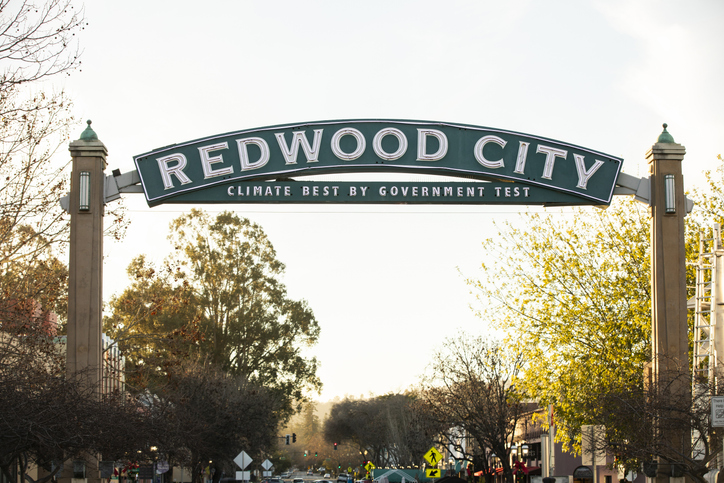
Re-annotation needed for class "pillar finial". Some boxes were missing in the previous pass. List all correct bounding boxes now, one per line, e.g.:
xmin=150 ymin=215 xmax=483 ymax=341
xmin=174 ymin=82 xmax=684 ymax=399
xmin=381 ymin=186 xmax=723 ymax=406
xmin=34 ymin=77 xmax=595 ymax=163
xmin=657 ymin=123 xmax=675 ymax=144
xmin=79 ymin=120 xmax=98 ymax=141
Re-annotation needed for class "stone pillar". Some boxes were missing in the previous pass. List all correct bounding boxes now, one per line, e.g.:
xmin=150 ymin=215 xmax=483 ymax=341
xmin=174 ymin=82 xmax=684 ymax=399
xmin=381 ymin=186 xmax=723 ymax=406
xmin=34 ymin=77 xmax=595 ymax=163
xmin=66 ymin=120 xmax=106 ymax=386
xmin=647 ymin=124 xmax=689 ymax=483
xmin=649 ymin=124 xmax=687 ymax=377
xmin=63 ymin=120 xmax=106 ymax=483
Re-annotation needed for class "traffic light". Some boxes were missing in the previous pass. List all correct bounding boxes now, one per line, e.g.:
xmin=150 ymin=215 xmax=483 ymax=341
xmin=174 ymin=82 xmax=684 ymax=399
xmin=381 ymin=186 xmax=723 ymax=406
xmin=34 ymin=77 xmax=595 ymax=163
xmin=315 ymin=452 xmax=318 ymax=457
xmin=293 ymin=433 xmax=297 ymax=443
xmin=334 ymin=443 xmax=337 ymax=451
xmin=338 ymin=465 xmax=341 ymax=470
xmin=285 ymin=434 xmax=290 ymax=445
xmin=304 ymin=451 xmax=307 ymax=457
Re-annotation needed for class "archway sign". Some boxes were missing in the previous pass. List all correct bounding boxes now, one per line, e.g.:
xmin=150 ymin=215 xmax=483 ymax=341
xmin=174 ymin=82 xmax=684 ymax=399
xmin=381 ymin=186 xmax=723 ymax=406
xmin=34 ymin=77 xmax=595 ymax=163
xmin=131 ymin=119 xmax=624 ymax=207
xmin=66 ymin=121 xmax=688 ymax=483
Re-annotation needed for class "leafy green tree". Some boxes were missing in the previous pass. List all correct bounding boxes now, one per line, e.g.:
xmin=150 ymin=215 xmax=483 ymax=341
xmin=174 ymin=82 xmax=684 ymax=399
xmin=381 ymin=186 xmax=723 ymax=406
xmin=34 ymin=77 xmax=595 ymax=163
xmin=103 ymin=255 xmax=201 ymax=390
xmin=467 ymin=198 xmax=651 ymax=452
xmin=105 ymin=209 xmax=322 ymax=417
xmin=465 ymin=155 xmax=724 ymax=475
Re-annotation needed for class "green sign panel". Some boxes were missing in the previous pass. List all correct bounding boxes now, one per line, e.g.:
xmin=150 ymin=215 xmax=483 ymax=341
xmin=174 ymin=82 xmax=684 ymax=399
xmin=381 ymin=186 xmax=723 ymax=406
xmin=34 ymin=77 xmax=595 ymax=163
xmin=133 ymin=120 xmax=623 ymax=206
xmin=165 ymin=180 xmax=591 ymax=205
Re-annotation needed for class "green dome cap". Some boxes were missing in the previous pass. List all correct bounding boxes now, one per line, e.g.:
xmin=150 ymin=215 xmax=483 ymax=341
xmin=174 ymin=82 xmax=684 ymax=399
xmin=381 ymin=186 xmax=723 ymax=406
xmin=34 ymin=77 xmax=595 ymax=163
xmin=79 ymin=120 xmax=98 ymax=141
xmin=657 ymin=123 xmax=675 ymax=144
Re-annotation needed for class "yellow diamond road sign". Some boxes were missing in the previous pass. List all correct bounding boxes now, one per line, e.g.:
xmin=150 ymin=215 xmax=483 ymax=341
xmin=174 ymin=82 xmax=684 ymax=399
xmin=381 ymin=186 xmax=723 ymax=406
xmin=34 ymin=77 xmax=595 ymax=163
xmin=424 ymin=447 xmax=443 ymax=467
xmin=426 ymin=468 xmax=441 ymax=478
xmin=365 ymin=462 xmax=376 ymax=472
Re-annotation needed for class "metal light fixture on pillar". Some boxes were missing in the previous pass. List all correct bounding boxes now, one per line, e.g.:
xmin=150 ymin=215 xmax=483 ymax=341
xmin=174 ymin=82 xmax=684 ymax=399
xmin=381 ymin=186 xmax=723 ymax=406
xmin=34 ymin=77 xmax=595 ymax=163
xmin=664 ymin=174 xmax=676 ymax=213
xmin=79 ymin=171 xmax=91 ymax=211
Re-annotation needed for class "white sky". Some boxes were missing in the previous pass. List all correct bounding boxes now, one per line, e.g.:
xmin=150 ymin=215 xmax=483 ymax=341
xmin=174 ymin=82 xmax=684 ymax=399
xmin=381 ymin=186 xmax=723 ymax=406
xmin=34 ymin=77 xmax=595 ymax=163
xmin=56 ymin=0 xmax=724 ymax=401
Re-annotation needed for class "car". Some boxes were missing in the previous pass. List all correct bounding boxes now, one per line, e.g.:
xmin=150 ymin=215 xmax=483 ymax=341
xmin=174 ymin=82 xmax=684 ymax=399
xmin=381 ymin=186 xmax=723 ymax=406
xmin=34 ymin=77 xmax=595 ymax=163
xmin=294 ymin=479 xmax=304 ymax=483
xmin=324 ymin=474 xmax=331 ymax=478
xmin=307 ymin=471 xmax=314 ymax=476
xmin=337 ymin=474 xmax=348 ymax=482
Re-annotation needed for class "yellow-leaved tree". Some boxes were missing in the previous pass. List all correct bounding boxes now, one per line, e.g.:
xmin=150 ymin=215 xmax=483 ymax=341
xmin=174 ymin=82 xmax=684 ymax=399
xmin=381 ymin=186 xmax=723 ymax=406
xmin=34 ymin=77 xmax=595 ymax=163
xmin=468 ymin=198 xmax=651 ymax=452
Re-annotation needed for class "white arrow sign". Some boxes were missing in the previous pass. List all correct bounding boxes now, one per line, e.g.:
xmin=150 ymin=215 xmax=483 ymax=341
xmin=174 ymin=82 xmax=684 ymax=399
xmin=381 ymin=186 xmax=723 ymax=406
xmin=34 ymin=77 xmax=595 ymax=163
xmin=234 ymin=451 xmax=252 ymax=470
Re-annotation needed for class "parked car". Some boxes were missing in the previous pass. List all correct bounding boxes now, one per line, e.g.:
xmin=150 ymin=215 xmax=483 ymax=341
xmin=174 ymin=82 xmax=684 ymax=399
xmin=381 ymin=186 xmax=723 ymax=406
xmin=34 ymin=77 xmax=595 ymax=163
xmin=294 ymin=479 xmax=304 ymax=483
xmin=337 ymin=474 xmax=348 ymax=482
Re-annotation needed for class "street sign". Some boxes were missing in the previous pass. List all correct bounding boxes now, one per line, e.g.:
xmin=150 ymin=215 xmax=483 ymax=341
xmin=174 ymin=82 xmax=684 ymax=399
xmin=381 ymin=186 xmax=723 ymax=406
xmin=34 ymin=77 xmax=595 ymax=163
xmin=138 ymin=465 xmax=154 ymax=479
xmin=262 ymin=460 xmax=273 ymax=471
xmin=134 ymin=119 xmax=623 ymax=207
xmin=713 ymin=396 xmax=724 ymax=427
xmin=365 ymin=462 xmax=376 ymax=472
xmin=236 ymin=471 xmax=251 ymax=481
xmin=426 ymin=468 xmax=441 ymax=478
xmin=99 ymin=461 xmax=115 ymax=479
xmin=581 ymin=425 xmax=606 ymax=465
xmin=424 ymin=447 xmax=443 ymax=467
xmin=234 ymin=451 xmax=252 ymax=470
